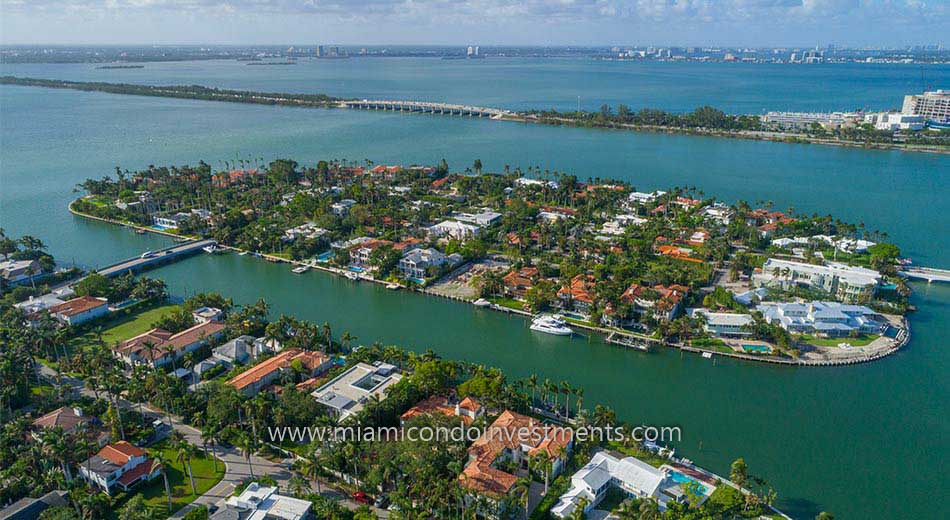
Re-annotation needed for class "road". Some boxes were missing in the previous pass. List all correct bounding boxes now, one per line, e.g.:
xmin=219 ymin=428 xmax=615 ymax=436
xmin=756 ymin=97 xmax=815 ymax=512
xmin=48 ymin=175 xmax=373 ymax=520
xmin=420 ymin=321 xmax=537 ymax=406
xmin=36 ymin=364 xmax=388 ymax=518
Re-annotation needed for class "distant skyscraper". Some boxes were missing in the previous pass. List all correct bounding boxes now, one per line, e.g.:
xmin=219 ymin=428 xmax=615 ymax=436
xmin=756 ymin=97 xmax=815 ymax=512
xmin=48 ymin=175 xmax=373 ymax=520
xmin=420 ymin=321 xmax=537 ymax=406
xmin=467 ymin=46 xmax=473 ymax=56
xmin=474 ymin=46 xmax=479 ymax=56
xmin=316 ymin=45 xmax=323 ymax=57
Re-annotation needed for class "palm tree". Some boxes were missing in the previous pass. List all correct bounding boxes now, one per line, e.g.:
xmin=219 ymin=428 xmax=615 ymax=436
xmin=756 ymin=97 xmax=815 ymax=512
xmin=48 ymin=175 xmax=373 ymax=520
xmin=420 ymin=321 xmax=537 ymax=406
xmin=237 ymin=433 xmax=258 ymax=478
xmin=300 ymin=457 xmax=323 ymax=495
xmin=512 ymin=477 xmax=531 ymax=519
xmin=639 ymin=497 xmax=660 ymax=520
xmin=200 ymin=424 xmax=220 ymax=473
xmin=176 ymin=441 xmax=198 ymax=495
xmin=151 ymin=454 xmax=174 ymax=513
xmin=288 ymin=474 xmax=308 ymax=497
xmin=322 ymin=322 xmax=332 ymax=351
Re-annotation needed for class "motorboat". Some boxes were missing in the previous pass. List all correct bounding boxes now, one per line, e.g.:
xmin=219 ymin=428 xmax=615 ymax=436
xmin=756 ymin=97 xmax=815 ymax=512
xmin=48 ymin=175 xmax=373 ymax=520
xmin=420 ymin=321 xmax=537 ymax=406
xmin=345 ymin=271 xmax=360 ymax=281
xmin=386 ymin=283 xmax=401 ymax=290
xmin=202 ymin=244 xmax=224 ymax=254
xmin=473 ymin=298 xmax=491 ymax=307
xmin=292 ymin=265 xmax=309 ymax=274
xmin=529 ymin=314 xmax=573 ymax=336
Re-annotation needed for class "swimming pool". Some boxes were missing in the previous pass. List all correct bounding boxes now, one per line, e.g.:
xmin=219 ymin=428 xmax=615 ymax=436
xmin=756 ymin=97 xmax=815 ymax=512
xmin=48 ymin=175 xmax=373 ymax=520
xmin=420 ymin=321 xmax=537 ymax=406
xmin=347 ymin=266 xmax=364 ymax=273
xmin=669 ymin=470 xmax=709 ymax=494
xmin=315 ymin=251 xmax=334 ymax=262
xmin=742 ymin=344 xmax=770 ymax=353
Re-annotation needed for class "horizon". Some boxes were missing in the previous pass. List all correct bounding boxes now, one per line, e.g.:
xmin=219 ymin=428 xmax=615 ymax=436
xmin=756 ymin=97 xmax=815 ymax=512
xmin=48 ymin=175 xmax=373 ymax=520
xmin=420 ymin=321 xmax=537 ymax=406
xmin=1 ymin=1 xmax=947 ymax=48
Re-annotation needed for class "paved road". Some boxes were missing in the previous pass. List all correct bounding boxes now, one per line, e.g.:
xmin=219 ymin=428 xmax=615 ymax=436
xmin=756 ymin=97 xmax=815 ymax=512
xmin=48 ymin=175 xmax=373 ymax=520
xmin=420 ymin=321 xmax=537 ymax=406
xmin=36 ymin=364 xmax=388 ymax=518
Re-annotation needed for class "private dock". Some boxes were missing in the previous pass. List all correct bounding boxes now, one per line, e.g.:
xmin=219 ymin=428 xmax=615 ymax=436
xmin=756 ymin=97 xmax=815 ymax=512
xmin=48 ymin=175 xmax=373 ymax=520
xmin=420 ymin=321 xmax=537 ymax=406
xmin=605 ymin=331 xmax=656 ymax=351
xmin=95 ymin=239 xmax=217 ymax=278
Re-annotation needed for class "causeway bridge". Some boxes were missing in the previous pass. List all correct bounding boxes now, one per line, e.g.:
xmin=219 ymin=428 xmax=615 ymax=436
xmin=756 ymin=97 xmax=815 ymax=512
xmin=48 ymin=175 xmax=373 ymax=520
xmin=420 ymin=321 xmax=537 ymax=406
xmin=899 ymin=266 xmax=950 ymax=283
xmin=95 ymin=239 xmax=216 ymax=278
xmin=342 ymin=99 xmax=513 ymax=119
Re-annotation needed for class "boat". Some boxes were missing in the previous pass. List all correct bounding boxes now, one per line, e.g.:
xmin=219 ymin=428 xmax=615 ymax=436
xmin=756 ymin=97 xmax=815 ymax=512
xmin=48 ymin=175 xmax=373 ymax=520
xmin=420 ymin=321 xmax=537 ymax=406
xmin=238 ymin=251 xmax=248 ymax=256
xmin=202 ymin=244 xmax=224 ymax=254
xmin=345 ymin=271 xmax=360 ymax=281
xmin=473 ymin=298 xmax=491 ymax=307
xmin=702 ymin=352 xmax=713 ymax=359
xmin=386 ymin=283 xmax=401 ymax=290
xmin=529 ymin=314 xmax=573 ymax=336
xmin=292 ymin=265 xmax=309 ymax=274
xmin=140 ymin=251 xmax=155 ymax=259
xmin=134 ymin=229 xmax=146 ymax=235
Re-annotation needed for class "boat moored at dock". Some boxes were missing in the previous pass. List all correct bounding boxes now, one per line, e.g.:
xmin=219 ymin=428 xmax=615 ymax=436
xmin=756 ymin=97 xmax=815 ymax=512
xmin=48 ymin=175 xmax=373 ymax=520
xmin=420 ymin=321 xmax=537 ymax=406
xmin=530 ymin=314 xmax=573 ymax=336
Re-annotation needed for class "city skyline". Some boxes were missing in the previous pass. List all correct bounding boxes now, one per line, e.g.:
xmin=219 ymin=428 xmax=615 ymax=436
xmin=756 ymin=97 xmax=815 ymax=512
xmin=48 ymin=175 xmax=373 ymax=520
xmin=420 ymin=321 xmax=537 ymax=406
xmin=1 ymin=0 xmax=948 ymax=47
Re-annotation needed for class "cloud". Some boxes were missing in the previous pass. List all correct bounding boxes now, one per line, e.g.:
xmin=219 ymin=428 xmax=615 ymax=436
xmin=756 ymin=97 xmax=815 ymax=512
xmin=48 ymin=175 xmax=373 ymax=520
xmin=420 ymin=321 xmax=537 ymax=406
xmin=1 ymin=0 xmax=946 ymax=45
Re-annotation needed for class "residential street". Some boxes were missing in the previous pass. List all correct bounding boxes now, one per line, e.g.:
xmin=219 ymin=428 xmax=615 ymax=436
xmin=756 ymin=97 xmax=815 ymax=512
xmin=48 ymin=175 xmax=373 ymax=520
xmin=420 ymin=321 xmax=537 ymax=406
xmin=35 ymin=363 xmax=388 ymax=518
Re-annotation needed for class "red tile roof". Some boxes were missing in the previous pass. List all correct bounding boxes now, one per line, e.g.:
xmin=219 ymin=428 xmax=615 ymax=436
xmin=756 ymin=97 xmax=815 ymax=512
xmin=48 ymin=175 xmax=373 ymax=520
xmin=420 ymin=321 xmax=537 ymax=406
xmin=227 ymin=348 xmax=329 ymax=391
xmin=98 ymin=441 xmax=145 ymax=466
xmin=460 ymin=410 xmax=572 ymax=497
xmin=49 ymin=296 xmax=107 ymax=317
xmin=558 ymin=274 xmax=596 ymax=304
xmin=117 ymin=458 xmax=159 ymax=486
xmin=32 ymin=407 xmax=94 ymax=433
xmin=114 ymin=321 xmax=225 ymax=363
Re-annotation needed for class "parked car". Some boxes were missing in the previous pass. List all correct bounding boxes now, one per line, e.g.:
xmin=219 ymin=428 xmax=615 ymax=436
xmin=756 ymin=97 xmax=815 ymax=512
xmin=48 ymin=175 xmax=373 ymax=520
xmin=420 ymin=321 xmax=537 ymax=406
xmin=373 ymin=493 xmax=389 ymax=508
xmin=351 ymin=491 xmax=372 ymax=504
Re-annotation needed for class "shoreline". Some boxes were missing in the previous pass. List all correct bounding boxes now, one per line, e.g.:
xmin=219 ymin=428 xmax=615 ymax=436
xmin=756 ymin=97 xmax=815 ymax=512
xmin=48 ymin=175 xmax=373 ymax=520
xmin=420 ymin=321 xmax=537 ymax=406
xmin=5 ymin=75 xmax=947 ymax=155
xmin=68 ymin=198 xmax=912 ymax=368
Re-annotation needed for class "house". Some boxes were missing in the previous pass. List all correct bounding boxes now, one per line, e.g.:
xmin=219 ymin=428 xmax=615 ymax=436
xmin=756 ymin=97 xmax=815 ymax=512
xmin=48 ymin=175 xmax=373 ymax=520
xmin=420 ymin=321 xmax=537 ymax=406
xmin=153 ymin=212 xmax=192 ymax=229
xmin=14 ymin=289 xmax=73 ymax=323
xmin=78 ymin=441 xmax=161 ymax=495
xmin=330 ymin=199 xmax=356 ymax=217
xmin=655 ymin=244 xmax=703 ymax=263
xmin=702 ymin=203 xmax=733 ymax=225
xmin=398 ymin=248 xmax=447 ymax=279
xmin=628 ymin=190 xmax=666 ymax=205
xmin=503 ymin=267 xmax=539 ymax=298
xmin=400 ymin=395 xmax=484 ymax=426
xmin=351 ymin=239 xmax=393 ymax=267
xmin=48 ymin=296 xmax=110 ymax=326
xmin=0 ymin=490 xmax=69 ymax=520
xmin=687 ymin=309 xmax=755 ymax=337
xmin=31 ymin=407 xmax=109 ymax=446
xmin=685 ymin=230 xmax=710 ymax=246
xmin=112 ymin=321 xmax=226 ymax=368
xmin=428 ymin=220 xmax=481 ymax=241
xmin=212 ymin=169 xmax=261 ymax=188
xmin=459 ymin=410 xmax=572 ymax=510
xmin=312 ymin=362 xmax=403 ymax=419
xmin=757 ymin=301 xmax=885 ymax=337
xmin=552 ymin=451 xmax=667 ymax=518
xmin=0 ymin=258 xmax=42 ymax=285
xmin=621 ymin=283 xmax=689 ymax=322
xmin=227 ymin=348 xmax=332 ymax=396
xmin=557 ymin=274 xmax=596 ymax=314
xmin=218 ymin=482 xmax=311 ymax=520
xmin=283 ymin=222 xmax=327 ymax=242
xmin=752 ymin=258 xmax=881 ymax=303
xmin=452 ymin=210 xmax=503 ymax=227
xmin=192 ymin=306 xmax=223 ymax=324
xmin=212 ymin=335 xmax=257 ymax=365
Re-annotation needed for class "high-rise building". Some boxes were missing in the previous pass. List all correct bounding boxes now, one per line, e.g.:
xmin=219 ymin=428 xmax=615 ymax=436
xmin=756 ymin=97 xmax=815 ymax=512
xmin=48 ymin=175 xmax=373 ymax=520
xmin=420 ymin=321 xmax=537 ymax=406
xmin=467 ymin=46 xmax=474 ymax=56
xmin=474 ymin=46 xmax=479 ymax=56
xmin=902 ymin=90 xmax=950 ymax=123
xmin=316 ymin=45 xmax=323 ymax=57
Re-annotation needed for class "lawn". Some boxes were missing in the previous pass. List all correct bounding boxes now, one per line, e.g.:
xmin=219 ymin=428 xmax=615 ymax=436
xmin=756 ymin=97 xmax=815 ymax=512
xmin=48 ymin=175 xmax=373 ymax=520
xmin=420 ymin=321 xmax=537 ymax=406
xmin=489 ymin=296 xmax=527 ymax=311
xmin=71 ymin=304 xmax=180 ymax=351
xmin=111 ymin=440 xmax=225 ymax=517
xmin=802 ymin=334 xmax=879 ymax=347
xmin=607 ymin=441 xmax=669 ymax=468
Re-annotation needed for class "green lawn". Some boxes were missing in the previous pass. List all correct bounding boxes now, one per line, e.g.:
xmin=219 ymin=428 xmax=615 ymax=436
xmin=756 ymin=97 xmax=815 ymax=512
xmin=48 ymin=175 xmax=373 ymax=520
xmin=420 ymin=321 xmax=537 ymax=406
xmin=111 ymin=441 xmax=225 ymax=517
xmin=71 ymin=304 xmax=180 ymax=350
xmin=489 ymin=296 xmax=527 ymax=311
xmin=607 ymin=441 xmax=669 ymax=468
xmin=802 ymin=334 xmax=879 ymax=347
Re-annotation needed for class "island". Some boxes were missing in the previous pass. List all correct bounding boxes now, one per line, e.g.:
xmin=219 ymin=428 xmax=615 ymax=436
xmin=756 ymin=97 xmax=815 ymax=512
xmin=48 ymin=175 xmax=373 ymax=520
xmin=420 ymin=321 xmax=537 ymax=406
xmin=4 ymin=76 xmax=948 ymax=153
xmin=67 ymin=158 xmax=912 ymax=366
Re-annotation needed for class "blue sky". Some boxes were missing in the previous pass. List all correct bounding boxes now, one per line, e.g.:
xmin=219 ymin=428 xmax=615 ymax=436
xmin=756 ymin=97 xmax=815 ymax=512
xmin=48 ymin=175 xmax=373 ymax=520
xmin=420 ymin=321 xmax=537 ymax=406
xmin=1 ymin=0 xmax=947 ymax=47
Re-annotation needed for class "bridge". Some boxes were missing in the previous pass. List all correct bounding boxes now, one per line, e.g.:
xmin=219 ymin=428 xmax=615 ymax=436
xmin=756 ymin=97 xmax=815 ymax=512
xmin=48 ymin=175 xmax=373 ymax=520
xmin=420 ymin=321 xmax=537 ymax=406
xmin=899 ymin=266 xmax=950 ymax=283
xmin=96 ymin=239 xmax=217 ymax=278
xmin=341 ymin=99 xmax=513 ymax=119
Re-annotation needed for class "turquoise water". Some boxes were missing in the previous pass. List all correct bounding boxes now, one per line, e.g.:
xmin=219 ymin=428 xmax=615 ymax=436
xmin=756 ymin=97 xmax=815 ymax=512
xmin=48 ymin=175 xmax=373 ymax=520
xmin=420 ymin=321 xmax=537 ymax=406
xmin=743 ymin=345 xmax=771 ymax=353
xmin=1 ymin=61 xmax=948 ymax=519
xmin=669 ymin=470 xmax=709 ymax=494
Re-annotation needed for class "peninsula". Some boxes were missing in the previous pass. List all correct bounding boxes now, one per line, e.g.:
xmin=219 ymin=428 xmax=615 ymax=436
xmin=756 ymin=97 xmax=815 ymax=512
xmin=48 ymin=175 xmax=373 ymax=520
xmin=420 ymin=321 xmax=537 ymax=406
xmin=3 ymin=76 xmax=947 ymax=154
xmin=68 ymin=158 xmax=912 ymax=366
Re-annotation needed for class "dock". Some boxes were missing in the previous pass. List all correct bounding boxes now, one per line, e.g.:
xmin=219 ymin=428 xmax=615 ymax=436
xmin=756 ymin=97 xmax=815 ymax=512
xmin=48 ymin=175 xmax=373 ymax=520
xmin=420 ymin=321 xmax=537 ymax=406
xmin=899 ymin=266 xmax=950 ymax=283
xmin=95 ymin=239 xmax=217 ymax=278
xmin=605 ymin=331 xmax=656 ymax=351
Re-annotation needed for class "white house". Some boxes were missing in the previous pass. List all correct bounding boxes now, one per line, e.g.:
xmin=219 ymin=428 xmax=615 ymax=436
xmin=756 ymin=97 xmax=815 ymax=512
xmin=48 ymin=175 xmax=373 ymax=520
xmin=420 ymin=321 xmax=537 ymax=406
xmin=757 ymin=301 xmax=885 ymax=337
xmin=753 ymin=258 xmax=881 ymax=303
xmin=398 ymin=248 xmax=446 ymax=279
xmin=688 ymin=309 xmax=755 ymax=337
xmin=552 ymin=451 xmax=667 ymax=518
xmin=223 ymin=482 xmax=312 ymax=520
xmin=331 ymin=199 xmax=357 ymax=217
xmin=79 ymin=442 xmax=161 ymax=496
xmin=48 ymin=296 xmax=110 ymax=326
xmin=312 ymin=362 xmax=403 ymax=419
xmin=628 ymin=190 xmax=666 ymax=205
xmin=153 ymin=212 xmax=192 ymax=229
xmin=428 ymin=220 xmax=481 ymax=241
xmin=0 ymin=258 xmax=42 ymax=285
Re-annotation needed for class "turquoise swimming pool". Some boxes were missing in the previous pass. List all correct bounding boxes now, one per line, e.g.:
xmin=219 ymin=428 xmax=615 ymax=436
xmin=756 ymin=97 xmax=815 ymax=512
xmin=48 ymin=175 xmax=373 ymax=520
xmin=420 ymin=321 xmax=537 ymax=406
xmin=742 ymin=344 xmax=770 ymax=353
xmin=669 ymin=470 xmax=709 ymax=494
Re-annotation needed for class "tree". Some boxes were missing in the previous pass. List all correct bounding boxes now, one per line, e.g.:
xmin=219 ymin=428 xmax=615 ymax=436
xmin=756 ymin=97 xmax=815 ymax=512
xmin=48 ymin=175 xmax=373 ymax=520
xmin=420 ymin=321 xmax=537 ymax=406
xmin=816 ymin=513 xmax=835 ymax=520
xmin=151 ymin=454 xmax=174 ymax=513
xmin=730 ymin=458 xmax=748 ymax=487
xmin=177 ymin=441 xmax=199 ymax=495
xmin=638 ymin=498 xmax=660 ymax=520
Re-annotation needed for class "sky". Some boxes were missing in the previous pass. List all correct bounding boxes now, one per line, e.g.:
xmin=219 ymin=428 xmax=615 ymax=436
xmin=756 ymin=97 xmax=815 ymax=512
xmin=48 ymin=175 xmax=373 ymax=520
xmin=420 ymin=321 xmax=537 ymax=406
xmin=0 ymin=0 xmax=947 ymax=48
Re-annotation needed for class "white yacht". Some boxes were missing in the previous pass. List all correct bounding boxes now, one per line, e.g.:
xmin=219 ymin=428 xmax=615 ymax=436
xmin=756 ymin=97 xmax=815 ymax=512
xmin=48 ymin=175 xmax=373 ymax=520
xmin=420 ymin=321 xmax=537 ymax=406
xmin=202 ymin=244 xmax=224 ymax=254
xmin=530 ymin=314 xmax=573 ymax=336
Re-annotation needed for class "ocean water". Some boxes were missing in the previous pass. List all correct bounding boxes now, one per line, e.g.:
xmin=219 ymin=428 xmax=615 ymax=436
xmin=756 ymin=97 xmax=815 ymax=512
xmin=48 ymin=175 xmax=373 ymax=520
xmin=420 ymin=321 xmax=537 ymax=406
xmin=1 ymin=59 xmax=948 ymax=519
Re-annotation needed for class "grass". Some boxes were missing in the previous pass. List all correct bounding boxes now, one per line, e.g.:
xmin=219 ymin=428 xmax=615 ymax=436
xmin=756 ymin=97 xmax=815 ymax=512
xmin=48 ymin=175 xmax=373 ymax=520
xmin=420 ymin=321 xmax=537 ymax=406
xmin=801 ymin=333 xmax=879 ymax=347
xmin=607 ymin=441 xmax=669 ymax=468
xmin=70 ymin=304 xmax=180 ymax=352
xmin=691 ymin=338 xmax=736 ymax=353
xmin=489 ymin=296 xmax=527 ymax=311
xmin=111 ymin=440 xmax=225 ymax=518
